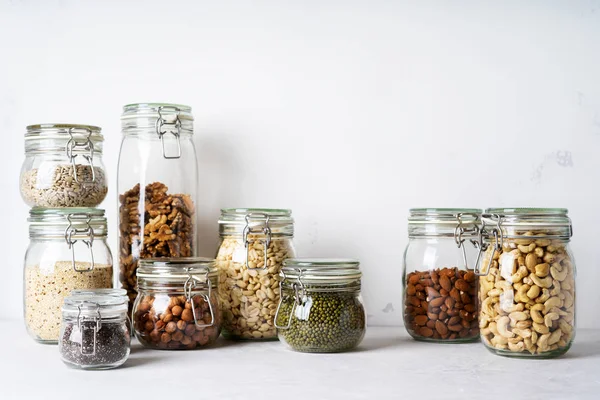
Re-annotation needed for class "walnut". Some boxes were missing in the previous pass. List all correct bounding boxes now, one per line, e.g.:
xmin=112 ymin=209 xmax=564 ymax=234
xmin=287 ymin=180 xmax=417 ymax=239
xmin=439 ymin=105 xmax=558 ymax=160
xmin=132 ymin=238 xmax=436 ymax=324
xmin=119 ymin=182 xmax=195 ymax=310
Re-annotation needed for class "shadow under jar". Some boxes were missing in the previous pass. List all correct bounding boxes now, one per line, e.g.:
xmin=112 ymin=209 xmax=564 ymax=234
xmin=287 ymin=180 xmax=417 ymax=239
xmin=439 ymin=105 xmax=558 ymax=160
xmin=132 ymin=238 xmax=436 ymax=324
xmin=275 ymin=259 xmax=366 ymax=353
xmin=20 ymin=124 xmax=108 ymax=208
xmin=133 ymin=258 xmax=221 ymax=350
xmin=475 ymin=208 xmax=576 ymax=358
xmin=118 ymin=103 xmax=198 ymax=312
xmin=216 ymin=209 xmax=296 ymax=340
xmin=59 ymin=292 xmax=130 ymax=370
xmin=403 ymin=208 xmax=481 ymax=343
xmin=24 ymin=208 xmax=113 ymax=344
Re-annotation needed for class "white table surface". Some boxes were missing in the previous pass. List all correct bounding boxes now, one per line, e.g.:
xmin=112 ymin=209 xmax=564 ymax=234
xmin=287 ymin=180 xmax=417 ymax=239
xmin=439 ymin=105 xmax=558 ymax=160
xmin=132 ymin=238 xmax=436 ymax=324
xmin=1 ymin=320 xmax=598 ymax=400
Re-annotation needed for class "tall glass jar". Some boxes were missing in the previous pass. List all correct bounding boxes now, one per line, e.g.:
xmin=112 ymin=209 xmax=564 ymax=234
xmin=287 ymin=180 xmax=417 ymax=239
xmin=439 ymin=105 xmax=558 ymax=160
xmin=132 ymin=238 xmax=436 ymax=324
xmin=216 ymin=209 xmax=296 ymax=340
xmin=133 ymin=258 xmax=221 ymax=350
xmin=403 ymin=208 xmax=481 ymax=342
xmin=59 ymin=292 xmax=130 ymax=370
xmin=118 ymin=103 xmax=198 ymax=311
xmin=476 ymin=208 xmax=576 ymax=358
xmin=24 ymin=208 xmax=113 ymax=343
xmin=20 ymin=124 xmax=107 ymax=207
xmin=275 ymin=259 xmax=366 ymax=353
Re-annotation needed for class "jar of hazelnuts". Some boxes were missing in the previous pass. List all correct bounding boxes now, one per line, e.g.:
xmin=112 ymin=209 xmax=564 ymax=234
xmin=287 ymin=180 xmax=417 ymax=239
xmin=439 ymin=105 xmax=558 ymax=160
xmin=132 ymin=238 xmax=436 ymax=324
xmin=132 ymin=258 xmax=221 ymax=350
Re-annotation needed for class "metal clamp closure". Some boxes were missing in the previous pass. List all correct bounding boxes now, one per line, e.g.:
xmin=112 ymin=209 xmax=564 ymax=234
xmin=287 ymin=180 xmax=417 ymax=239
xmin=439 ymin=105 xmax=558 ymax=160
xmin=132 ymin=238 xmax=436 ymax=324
xmin=242 ymin=213 xmax=272 ymax=270
xmin=155 ymin=105 xmax=182 ymax=159
xmin=453 ymin=213 xmax=480 ymax=271
xmin=473 ymin=214 xmax=504 ymax=276
xmin=64 ymin=213 xmax=95 ymax=273
xmin=77 ymin=302 xmax=102 ymax=356
xmin=274 ymin=269 xmax=305 ymax=330
xmin=184 ymin=270 xmax=215 ymax=328
xmin=66 ymin=127 xmax=95 ymax=184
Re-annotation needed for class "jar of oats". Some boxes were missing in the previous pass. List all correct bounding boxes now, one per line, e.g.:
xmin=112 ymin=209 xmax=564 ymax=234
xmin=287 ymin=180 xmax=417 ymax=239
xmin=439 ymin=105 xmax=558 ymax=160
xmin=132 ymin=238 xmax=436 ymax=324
xmin=20 ymin=124 xmax=107 ymax=208
xmin=24 ymin=208 xmax=113 ymax=344
xmin=216 ymin=209 xmax=296 ymax=340
xmin=476 ymin=208 xmax=576 ymax=358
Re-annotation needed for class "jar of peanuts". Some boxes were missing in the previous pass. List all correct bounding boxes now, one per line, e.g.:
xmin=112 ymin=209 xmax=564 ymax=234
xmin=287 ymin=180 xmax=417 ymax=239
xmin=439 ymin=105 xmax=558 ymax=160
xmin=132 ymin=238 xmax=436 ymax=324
xmin=475 ymin=208 xmax=576 ymax=358
xmin=132 ymin=258 xmax=221 ymax=350
xmin=216 ymin=209 xmax=296 ymax=340
xmin=402 ymin=208 xmax=481 ymax=342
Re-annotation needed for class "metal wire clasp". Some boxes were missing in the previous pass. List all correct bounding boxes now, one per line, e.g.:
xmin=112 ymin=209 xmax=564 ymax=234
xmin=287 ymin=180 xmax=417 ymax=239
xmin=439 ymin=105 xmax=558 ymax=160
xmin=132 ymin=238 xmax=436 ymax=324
xmin=64 ymin=213 xmax=95 ymax=273
xmin=274 ymin=269 xmax=305 ymax=330
xmin=453 ymin=213 xmax=480 ymax=271
xmin=473 ymin=214 xmax=504 ymax=276
xmin=184 ymin=270 xmax=215 ymax=328
xmin=66 ymin=127 xmax=95 ymax=184
xmin=77 ymin=302 xmax=102 ymax=356
xmin=155 ymin=105 xmax=182 ymax=159
xmin=242 ymin=213 xmax=272 ymax=270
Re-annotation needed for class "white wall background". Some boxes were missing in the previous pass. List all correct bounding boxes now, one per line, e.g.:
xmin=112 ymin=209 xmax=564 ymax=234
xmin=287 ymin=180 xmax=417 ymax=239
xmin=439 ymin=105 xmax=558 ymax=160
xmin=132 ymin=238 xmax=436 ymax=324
xmin=1 ymin=0 xmax=599 ymax=327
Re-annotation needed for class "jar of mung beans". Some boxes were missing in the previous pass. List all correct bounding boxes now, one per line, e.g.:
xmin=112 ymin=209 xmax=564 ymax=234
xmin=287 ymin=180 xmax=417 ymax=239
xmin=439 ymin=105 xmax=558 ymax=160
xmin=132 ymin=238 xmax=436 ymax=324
xmin=275 ymin=259 xmax=366 ymax=353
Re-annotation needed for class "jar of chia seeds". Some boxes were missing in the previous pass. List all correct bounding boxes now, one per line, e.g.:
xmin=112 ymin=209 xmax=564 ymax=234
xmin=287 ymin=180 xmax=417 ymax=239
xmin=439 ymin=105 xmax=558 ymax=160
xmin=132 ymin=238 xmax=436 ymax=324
xmin=133 ymin=258 xmax=221 ymax=350
xmin=275 ymin=259 xmax=366 ymax=353
xmin=403 ymin=209 xmax=481 ymax=343
xmin=24 ymin=208 xmax=114 ymax=344
xmin=20 ymin=124 xmax=107 ymax=207
xmin=216 ymin=209 xmax=296 ymax=340
xmin=59 ymin=292 xmax=130 ymax=370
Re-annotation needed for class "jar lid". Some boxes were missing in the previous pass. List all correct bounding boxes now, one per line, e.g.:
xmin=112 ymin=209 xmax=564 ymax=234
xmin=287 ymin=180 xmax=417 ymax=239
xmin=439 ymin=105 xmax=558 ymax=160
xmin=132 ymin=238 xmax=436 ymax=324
xmin=282 ymin=258 xmax=362 ymax=282
xmin=62 ymin=293 xmax=128 ymax=318
xmin=121 ymin=103 xmax=194 ymax=131
xmin=137 ymin=257 xmax=218 ymax=282
xmin=71 ymin=288 xmax=127 ymax=298
xmin=408 ymin=208 xmax=481 ymax=223
xmin=28 ymin=207 xmax=107 ymax=238
xmin=219 ymin=208 xmax=294 ymax=237
xmin=26 ymin=123 xmax=103 ymax=140
xmin=482 ymin=208 xmax=572 ymax=237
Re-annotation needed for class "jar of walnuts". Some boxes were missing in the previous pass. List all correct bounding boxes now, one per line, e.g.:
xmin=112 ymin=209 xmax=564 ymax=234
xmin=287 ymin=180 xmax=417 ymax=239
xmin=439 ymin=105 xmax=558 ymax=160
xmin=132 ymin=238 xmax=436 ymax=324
xmin=216 ymin=209 xmax=296 ymax=340
xmin=403 ymin=208 xmax=481 ymax=343
xmin=132 ymin=258 xmax=221 ymax=350
xmin=118 ymin=103 xmax=198 ymax=311
xmin=475 ymin=208 xmax=576 ymax=358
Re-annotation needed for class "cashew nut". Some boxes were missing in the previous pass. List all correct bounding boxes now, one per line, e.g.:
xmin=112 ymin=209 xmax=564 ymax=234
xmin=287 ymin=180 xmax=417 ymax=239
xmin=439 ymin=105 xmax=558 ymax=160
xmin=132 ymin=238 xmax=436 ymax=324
xmin=558 ymin=320 xmax=573 ymax=335
xmin=536 ymin=288 xmax=551 ymax=304
xmin=511 ymin=266 xmax=529 ymax=284
xmin=531 ymin=308 xmax=544 ymax=324
xmin=518 ymin=243 xmax=536 ymax=253
xmin=550 ymin=264 xmax=568 ymax=281
xmin=512 ymin=328 xmax=532 ymax=338
xmin=544 ymin=312 xmax=559 ymax=328
xmin=497 ymin=316 xmax=515 ymax=338
xmin=535 ymin=238 xmax=551 ymax=247
xmin=543 ymin=252 xmax=556 ymax=264
xmin=544 ymin=296 xmax=563 ymax=313
xmin=537 ymin=333 xmax=551 ymax=350
xmin=525 ymin=253 xmax=538 ymax=271
xmin=530 ymin=274 xmax=553 ymax=288
xmin=508 ymin=341 xmax=525 ymax=352
xmin=533 ymin=322 xmax=550 ymax=334
xmin=534 ymin=263 xmax=550 ymax=277
xmin=563 ymin=291 xmax=574 ymax=309
xmin=548 ymin=329 xmax=562 ymax=345
xmin=527 ymin=285 xmax=541 ymax=299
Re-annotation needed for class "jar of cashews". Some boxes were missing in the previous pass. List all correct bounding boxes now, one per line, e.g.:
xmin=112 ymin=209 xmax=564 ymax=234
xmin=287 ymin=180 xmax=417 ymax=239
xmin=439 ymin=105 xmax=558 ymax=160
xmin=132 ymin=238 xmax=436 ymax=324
xmin=476 ymin=208 xmax=576 ymax=358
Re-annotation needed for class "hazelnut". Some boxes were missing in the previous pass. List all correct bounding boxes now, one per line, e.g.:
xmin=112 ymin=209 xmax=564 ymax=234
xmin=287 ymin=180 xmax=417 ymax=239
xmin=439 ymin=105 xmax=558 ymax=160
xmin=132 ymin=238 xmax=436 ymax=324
xmin=165 ymin=321 xmax=177 ymax=333
xmin=144 ymin=320 xmax=154 ymax=332
xmin=172 ymin=331 xmax=184 ymax=341
xmin=149 ymin=329 xmax=160 ymax=342
xmin=177 ymin=320 xmax=187 ymax=331
xmin=163 ymin=312 xmax=173 ymax=323
xmin=172 ymin=305 xmax=183 ymax=317
xmin=181 ymin=335 xmax=192 ymax=345
xmin=181 ymin=308 xmax=193 ymax=322
xmin=155 ymin=320 xmax=165 ymax=330
xmin=160 ymin=332 xmax=171 ymax=343
xmin=184 ymin=324 xmax=196 ymax=336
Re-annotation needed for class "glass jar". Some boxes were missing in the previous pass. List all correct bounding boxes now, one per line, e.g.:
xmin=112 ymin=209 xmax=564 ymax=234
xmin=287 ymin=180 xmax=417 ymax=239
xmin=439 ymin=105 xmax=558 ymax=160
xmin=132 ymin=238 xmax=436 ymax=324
xmin=275 ymin=259 xmax=366 ymax=353
xmin=403 ymin=208 xmax=481 ymax=342
xmin=476 ymin=208 xmax=576 ymax=358
xmin=118 ymin=103 xmax=198 ymax=311
xmin=59 ymin=292 xmax=130 ymax=369
xmin=216 ymin=208 xmax=296 ymax=340
xmin=132 ymin=258 xmax=221 ymax=350
xmin=24 ymin=208 xmax=114 ymax=343
xmin=20 ymin=124 xmax=108 ymax=208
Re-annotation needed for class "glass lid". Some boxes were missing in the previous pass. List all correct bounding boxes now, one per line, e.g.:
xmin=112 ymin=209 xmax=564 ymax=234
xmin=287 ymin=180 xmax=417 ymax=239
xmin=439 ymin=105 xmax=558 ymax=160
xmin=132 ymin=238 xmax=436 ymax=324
xmin=137 ymin=257 xmax=218 ymax=281
xmin=282 ymin=258 xmax=362 ymax=281
xmin=63 ymin=293 xmax=128 ymax=316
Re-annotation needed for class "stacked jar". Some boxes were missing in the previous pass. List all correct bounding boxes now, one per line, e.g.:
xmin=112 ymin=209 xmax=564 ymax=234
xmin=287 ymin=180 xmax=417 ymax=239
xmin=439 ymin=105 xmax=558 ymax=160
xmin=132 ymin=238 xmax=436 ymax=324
xmin=216 ymin=209 xmax=296 ymax=340
xmin=402 ymin=209 xmax=481 ymax=342
xmin=117 ymin=103 xmax=199 ymax=311
xmin=20 ymin=124 xmax=113 ymax=344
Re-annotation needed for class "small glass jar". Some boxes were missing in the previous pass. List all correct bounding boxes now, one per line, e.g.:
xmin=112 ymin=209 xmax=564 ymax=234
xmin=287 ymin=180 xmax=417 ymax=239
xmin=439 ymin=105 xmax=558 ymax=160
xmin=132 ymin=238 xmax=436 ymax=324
xmin=403 ymin=208 xmax=481 ymax=342
xmin=59 ymin=292 xmax=130 ymax=370
xmin=24 ymin=208 xmax=114 ymax=343
xmin=476 ymin=208 xmax=576 ymax=358
xmin=216 ymin=209 xmax=296 ymax=340
xmin=275 ymin=259 xmax=366 ymax=353
xmin=133 ymin=258 xmax=221 ymax=350
xmin=118 ymin=103 xmax=198 ymax=311
xmin=20 ymin=124 xmax=107 ymax=207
